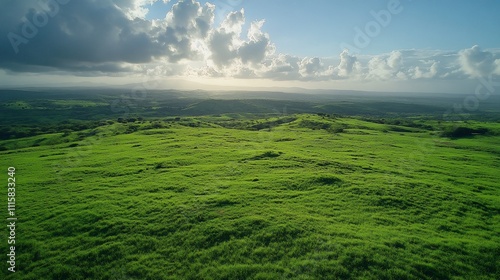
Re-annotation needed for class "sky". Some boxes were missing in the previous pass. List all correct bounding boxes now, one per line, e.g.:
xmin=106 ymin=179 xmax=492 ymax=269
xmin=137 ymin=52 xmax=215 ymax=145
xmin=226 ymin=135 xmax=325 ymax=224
xmin=1 ymin=0 xmax=500 ymax=93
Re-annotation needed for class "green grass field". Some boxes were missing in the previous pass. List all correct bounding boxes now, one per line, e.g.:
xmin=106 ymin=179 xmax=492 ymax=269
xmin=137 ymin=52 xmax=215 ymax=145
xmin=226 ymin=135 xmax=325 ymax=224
xmin=0 ymin=90 xmax=499 ymax=279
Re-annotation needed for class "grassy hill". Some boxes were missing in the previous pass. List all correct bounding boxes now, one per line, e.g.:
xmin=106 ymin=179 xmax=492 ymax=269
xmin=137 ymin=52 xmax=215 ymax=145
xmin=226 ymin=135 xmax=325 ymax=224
xmin=1 ymin=110 xmax=499 ymax=279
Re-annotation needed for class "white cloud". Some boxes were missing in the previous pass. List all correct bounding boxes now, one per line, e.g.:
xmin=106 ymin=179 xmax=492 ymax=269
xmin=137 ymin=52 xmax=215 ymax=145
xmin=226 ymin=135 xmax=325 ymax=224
xmin=0 ymin=0 xmax=220 ymax=72
xmin=206 ymin=8 xmax=276 ymax=75
xmin=261 ymin=54 xmax=301 ymax=80
xmin=208 ymin=30 xmax=237 ymax=67
xmin=299 ymin=57 xmax=322 ymax=77
xmin=207 ymin=9 xmax=244 ymax=67
xmin=111 ymin=0 xmax=153 ymax=19
xmin=459 ymin=45 xmax=500 ymax=78
xmin=367 ymin=51 xmax=406 ymax=80
xmin=336 ymin=50 xmax=361 ymax=78
xmin=411 ymin=61 xmax=439 ymax=79
xmin=2 ymin=0 xmax=500 ymax=88
xmin=239 ymin=20 xmax=275 ymax=65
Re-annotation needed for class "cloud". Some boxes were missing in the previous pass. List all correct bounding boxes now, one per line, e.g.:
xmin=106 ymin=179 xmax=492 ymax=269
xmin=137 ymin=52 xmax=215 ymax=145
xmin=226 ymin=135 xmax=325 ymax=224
xmin=207 ymin=9 xmax=244 ymax=67
xmin=459 ymin=45 xmax=500 ymax=78
xmin=290 ymin=48 xmax=486 ymax=82
xmin=1 ymin=0 xmax=500 ymax=86
xmin=191 ymin=45 xmax=497 ymax=84
xmin=239 ymin=20 xmax=274 ymax=65
xmin=165 ymin=0 xmax=215 ymax=38
xmin=1 ymin=1 xmax=156 ymax=72
xmin=299 ymin=57 xmax=322 ymax=76
xmin=366 ymin=51 xmax=406 ymax=80
xmin=0 ymin=0 xmax=215 ymax=73
xmin=261 ymin=54 xmax=301 ymax=80
xmin=334 ymin=49 xmax=362 ymax=79
xmin=410 ymin=61 xmax=439 ymax=79
xmin=206 ymin=9 xmax=274 ymax=69
xmin=114 ymin=0 xmax=159 ymax=20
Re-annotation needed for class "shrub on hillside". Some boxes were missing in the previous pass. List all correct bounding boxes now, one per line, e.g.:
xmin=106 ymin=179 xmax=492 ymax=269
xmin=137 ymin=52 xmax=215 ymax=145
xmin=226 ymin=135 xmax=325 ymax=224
xmin=440 ymin=126 xmax=490 ymax=138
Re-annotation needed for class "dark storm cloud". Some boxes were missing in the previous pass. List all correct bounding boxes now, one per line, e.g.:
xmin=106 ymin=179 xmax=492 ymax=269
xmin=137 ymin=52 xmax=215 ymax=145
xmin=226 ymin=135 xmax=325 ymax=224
xmin=0 ymin=0 xmax=212 ymax=73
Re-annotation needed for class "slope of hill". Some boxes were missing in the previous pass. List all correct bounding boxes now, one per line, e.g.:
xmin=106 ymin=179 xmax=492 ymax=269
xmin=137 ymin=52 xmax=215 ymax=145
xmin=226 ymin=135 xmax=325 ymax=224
xmin=1 ymin=113 xmax=499 ymax=279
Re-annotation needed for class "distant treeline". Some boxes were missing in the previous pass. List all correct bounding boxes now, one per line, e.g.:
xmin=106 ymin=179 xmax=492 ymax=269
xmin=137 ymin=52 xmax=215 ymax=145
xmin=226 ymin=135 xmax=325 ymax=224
xmin=0 ymin=120 xmax=112 ymax=140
